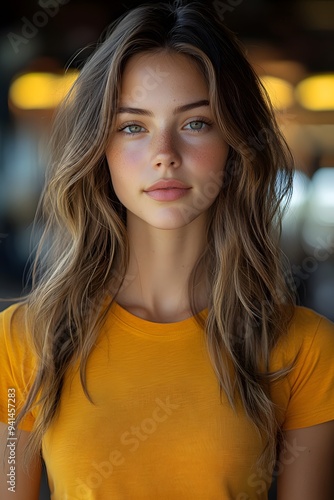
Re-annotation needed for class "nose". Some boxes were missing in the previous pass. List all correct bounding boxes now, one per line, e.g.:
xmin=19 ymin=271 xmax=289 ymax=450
xmin=151 ymin=130 xmax=182 ymax=169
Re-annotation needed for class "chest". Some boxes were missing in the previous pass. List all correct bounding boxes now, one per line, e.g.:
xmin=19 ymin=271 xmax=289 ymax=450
xmin=42 ymin=330 xmax=266 ymax=498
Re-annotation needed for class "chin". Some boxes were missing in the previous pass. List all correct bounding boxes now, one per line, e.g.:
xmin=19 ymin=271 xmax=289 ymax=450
xmin=146 ymin=211 xmax=203 ymax=230
xmin=127 ymin=206 xmax=205 ymax=231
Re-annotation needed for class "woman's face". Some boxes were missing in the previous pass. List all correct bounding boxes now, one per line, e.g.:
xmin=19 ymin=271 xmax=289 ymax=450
xmin=106 ymin=50 xmax=229 ymax=230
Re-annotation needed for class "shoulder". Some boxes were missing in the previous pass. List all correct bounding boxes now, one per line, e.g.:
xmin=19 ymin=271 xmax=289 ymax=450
xmin=0 ymin=302 xmax=36 ymax=371
xmin=272 ymin=305 xmax=334 ymax=368
xmin=271 ymin=306 xmax=334 ymax=430
xmin=0 ymin=302 xmax=30 ymax=344
xmin=0 ymin=302 xmax=27 ymax=331
xmin=0 ymin=303 xmax=38 ymax=431
xmin=290 ymin=305 xmax=333 ymax=333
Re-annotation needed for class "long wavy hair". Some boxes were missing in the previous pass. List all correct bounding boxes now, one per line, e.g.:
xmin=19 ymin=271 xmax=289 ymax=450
xmin=18 ymin=0 xmax=295 ymax=469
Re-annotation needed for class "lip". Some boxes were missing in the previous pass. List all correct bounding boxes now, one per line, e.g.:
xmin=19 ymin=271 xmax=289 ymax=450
xmin=144 ymin=179 xmax=191 ymax=202
xmin=145 ymin=179 xmax=191 ymax=191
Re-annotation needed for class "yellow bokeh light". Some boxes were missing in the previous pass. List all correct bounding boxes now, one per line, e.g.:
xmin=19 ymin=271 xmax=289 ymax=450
xmin=295 ymin=74 xmax=334 ymax=111
xmin=260 ymin=75 xmax=294 ymax=110
xmin=9 ymin=71 xmax=79 ymax=110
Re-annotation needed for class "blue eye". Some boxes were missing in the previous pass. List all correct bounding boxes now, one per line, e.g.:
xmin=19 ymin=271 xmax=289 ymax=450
xmin=119 ymin=124 xmax=145 ymax=134
xmin=184 ymin=120 xmax=211 ymax=131
xmin=189 ymin=121 xmax=204 ymax=130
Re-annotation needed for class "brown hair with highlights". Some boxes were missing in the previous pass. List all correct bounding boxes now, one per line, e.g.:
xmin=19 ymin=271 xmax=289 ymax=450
xmin=17 ymin=0 xmax=295 ymax=469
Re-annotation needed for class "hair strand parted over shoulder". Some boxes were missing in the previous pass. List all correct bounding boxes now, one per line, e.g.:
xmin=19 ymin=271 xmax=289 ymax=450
xmin=17 ymin=0 xmax=295 ymax=470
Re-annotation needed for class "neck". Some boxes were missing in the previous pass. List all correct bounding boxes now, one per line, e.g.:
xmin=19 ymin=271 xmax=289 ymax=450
xmin=115 ymin=213 xmax=209 ymax=322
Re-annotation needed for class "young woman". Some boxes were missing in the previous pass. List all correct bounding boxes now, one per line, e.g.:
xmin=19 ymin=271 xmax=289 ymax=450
xmin=1 ymin=1 xmax=334 ymax=499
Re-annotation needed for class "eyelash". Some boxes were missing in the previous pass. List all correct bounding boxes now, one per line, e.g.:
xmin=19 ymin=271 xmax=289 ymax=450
xmin=117 ymin=118 xmax=213 ymax=136
xmin=118 ymin=123 xmax=146 ymax=135
xmin=184 ymin=119 xmax=213 ymax=132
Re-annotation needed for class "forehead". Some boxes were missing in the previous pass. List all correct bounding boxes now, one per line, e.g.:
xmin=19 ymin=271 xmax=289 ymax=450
xmin=119 ymin=50 xmax=209 ymax=105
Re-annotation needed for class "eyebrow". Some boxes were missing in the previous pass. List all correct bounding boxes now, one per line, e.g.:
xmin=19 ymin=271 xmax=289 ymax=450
xmin=116 ymin=99 xmax=210 ymax=116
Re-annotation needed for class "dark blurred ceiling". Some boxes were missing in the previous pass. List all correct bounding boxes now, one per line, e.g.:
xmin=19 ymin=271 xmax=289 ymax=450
xmin=1 ymin=0 xmax=334 ymax=74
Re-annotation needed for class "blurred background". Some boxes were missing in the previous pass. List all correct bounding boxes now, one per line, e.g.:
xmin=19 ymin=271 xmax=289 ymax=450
xmin=0 ymin=0 xmax=333 ymax=497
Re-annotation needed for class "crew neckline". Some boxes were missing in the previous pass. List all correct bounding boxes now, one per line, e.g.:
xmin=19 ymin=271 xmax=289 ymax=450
xmin=107 ymin=300 xmax=208 ymax=338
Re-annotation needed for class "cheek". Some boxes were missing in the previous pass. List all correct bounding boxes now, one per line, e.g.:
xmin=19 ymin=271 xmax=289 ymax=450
xmin=108 ymin=145 xmax=148 ymax=181
xmin=106 ymin=146 xmax=145 ymax=205
xmin=190 ymin=142 xmax=228 ymax=179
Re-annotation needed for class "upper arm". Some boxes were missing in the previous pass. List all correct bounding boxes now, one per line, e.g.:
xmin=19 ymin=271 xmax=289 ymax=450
xmin=277 ymin=420 xmax=334 ymax=500
xmin=0 ymin=422 xmax=42 ymax=500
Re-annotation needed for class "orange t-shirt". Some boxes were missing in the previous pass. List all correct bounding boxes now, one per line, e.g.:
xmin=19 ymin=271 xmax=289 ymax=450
xmin=1 ymin=301 xmax=334 ymax=499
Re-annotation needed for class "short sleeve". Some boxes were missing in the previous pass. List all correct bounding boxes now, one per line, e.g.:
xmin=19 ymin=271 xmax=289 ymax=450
xmin=0 ymin=304 xmax=37 ymax=431
xmin=281 ymin=311 xmax=334 ymax=431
